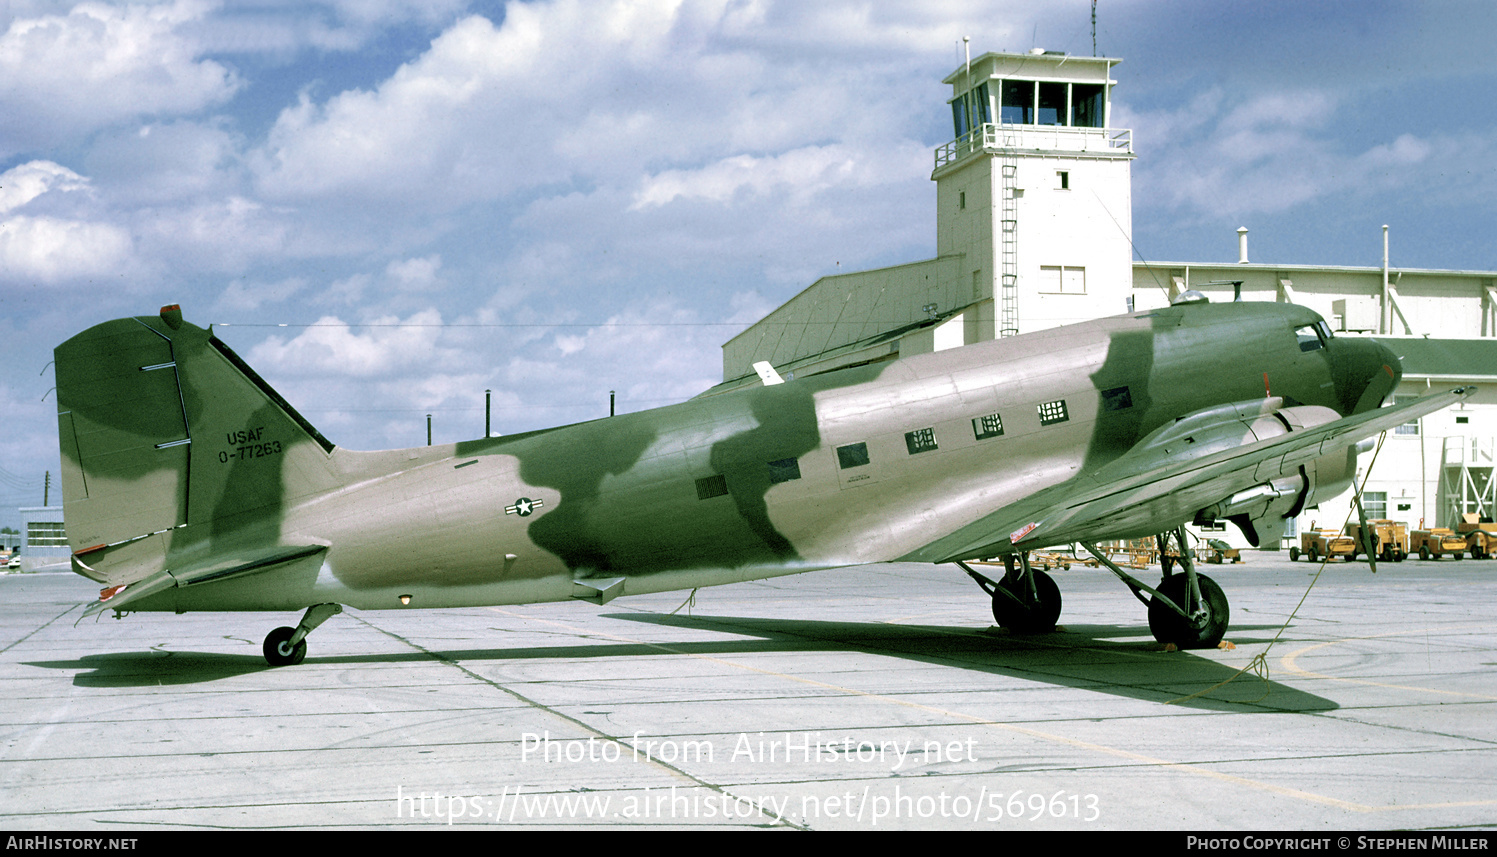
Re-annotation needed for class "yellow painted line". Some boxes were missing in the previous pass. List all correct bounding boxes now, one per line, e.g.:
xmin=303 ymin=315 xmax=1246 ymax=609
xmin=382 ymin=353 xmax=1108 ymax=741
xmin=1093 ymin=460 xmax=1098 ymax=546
xmin=486 ymin=607 xmax=1497 ymax=814
xmin=1279 ymin=626 xmax=1497 ymax=702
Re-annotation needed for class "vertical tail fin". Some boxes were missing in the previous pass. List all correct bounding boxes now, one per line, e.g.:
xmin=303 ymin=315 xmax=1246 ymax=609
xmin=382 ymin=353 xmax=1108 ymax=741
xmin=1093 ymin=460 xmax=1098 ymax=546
xmin=56 ymin=305 xmax=339 ymax=584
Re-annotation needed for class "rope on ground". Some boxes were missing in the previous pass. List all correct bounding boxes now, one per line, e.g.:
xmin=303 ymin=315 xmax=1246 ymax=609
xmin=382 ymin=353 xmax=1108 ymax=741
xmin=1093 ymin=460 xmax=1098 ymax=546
xmin=1167 ymin=432 xmax=1387 ymax=705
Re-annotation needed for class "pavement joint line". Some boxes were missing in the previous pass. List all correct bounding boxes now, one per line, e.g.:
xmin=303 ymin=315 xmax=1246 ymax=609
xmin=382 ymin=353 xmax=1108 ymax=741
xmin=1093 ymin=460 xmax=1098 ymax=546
xmin=482 ymin=606 xmax=1497 ymax=815
xmin=1279 ymin=625 xmax=1497 ymax=701
xmin=349 ymin=612 xmax=807 ymax=829
xmin=2 ymin=603 xmax=82 ymax=655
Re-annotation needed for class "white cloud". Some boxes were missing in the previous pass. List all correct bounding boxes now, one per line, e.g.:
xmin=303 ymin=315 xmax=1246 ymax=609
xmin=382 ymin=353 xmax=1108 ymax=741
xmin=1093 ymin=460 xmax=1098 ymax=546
xmin=215 ymin=275 xmax=307 ymax=312
xmin=630 ymin=145 xmax=862 ymax=210
xmin=386 ymin=254 xmax=442 ymax=290
xmin=0 ymin=161 xmax=91 ymax=214
xmin=245 ymin=309 xmax=456 ymax=378
xmin=0 ymin=160 xmax=132 ymax=282
xmin=0 ymin=0 xmax=238 ymax=155
xmin=0 ymin=214 xmax=133 ymax=282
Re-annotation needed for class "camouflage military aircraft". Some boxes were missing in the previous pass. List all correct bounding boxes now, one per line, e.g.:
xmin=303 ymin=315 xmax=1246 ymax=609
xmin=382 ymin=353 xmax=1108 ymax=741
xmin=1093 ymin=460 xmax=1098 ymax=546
xmin=56 ymin=300 xmax=1470 ymax=665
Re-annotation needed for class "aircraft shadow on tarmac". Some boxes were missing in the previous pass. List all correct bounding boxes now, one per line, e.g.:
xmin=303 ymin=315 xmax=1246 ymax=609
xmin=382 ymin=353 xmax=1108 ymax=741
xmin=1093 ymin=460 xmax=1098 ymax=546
xmin=604 ymin=612 xmax=1339 ymax=713
xmin=31 ymin=615 xmax=1336 ymax=712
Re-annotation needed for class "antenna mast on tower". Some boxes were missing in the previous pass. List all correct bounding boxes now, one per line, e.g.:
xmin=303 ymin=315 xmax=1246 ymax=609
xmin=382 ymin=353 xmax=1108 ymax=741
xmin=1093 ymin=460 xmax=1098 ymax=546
xmin=1092 ymin=0 xmax=1098 ymax=57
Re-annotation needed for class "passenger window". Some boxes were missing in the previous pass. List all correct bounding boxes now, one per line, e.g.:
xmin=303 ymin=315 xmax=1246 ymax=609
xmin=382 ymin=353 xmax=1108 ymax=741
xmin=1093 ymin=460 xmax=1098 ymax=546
xmin=1038 ymin=400 xmax=1069 ymax=426
xmin=972 ymin=413 xmax=1004 ymax=440
xmin=905 ymin=428 xmax=938 ymax=455
xmin=695 ymin=474 xmax=728 ymax=500
xmin=767 ymin=458 xmax=801 ymax=484
xmin=837 ymin=443 xmax=870 ymax=469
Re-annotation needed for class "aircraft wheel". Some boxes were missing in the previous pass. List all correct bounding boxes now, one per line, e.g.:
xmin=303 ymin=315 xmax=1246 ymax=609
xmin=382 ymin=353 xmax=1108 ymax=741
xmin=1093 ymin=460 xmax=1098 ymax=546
xmin=992 ymin=568 xmax=1062 ymax=633
xmin=263 ymin=626 xmax=307 ymax=667
xmin=1148 ymin=574 xmax=1229 ymax=649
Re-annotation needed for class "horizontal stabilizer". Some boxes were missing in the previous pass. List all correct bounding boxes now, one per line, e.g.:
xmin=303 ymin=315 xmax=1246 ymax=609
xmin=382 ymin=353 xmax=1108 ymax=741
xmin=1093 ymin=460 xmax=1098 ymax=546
xmin=571 ymin=577 xmax=626 ymax=605
xmin=83 ymin=543 xmax=328 ymax=617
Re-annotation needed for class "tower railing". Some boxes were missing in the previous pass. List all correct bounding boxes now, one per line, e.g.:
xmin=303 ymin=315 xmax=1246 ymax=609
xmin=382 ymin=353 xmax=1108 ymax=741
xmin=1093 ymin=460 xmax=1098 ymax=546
xmin=935 ymin=123 xmax=1132 ymax=169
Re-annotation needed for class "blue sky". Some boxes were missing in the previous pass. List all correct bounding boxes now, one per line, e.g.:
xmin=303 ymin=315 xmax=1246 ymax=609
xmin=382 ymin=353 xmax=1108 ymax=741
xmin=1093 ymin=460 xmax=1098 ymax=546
xmin=2 ymin=0 xmax=1494 ymax=526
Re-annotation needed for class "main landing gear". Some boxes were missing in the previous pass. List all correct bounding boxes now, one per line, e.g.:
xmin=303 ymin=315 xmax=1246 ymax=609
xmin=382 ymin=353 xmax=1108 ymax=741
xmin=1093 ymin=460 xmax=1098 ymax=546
xmin=263 ymin=603 xmax=343 ymax=666
xmin=959 ymin=553 xmax=1061 ymax=634
xmin=960 ymin=526 xmax=1230 ymax=649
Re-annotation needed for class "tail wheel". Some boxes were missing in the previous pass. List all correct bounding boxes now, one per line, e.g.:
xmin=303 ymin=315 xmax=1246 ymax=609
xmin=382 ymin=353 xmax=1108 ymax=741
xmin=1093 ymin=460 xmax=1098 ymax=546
xmin=263 ymin=626 xmax=308 ymax=667
xmin=992 ymin=568 xmax=1062 ymax=633
xmin=1148 ymin=574 xmax=1229 ymax=649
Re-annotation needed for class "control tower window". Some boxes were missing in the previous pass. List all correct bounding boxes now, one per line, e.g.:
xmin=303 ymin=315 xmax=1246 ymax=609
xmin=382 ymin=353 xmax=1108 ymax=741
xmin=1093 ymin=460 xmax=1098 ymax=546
xmin=951 ymin=82 xmax=991 ymax=137
xmin=1037 ymin=82 xmax=1067 ymax=126
xmin=1000 ymin=79 xmax=1031 ymax=124
xmin=1072 ymin=84 xmax=1105 ymax=128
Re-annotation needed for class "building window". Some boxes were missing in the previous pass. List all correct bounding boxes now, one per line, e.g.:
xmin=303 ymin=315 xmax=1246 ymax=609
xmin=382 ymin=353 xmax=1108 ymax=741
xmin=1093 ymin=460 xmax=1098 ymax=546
xmin=1038 ymin=400 xmax=1069 ymax=426
xmin=905 ymin=428 xmax=938 ymax=455
xmin=1037 ymin=82 xmax=1067 ymax=126
xmin=1057 ymin=170 xmax=1070 ymax=190
xmin=972 ymin=413 xmax=1005 ymax=440
xmin=1393 ymin=396 xmax=1419 ymax=435
xmin=27 ymin=522 xmax=66 ymax=547
xmin=951 ymin=82 xmax=991 ymax=137
xmin=1362 ymin=492 xmax=1387 ymax=520
xmin=999 ymin=79 xmax=1032 ymax=124
xmin=1071 ymin=83 xmax=1105 ymax=127
xmin=695 ymin=474 xmax=728 ymax=500
xmin=767 ymin=458 xmax=801 ymax=484
xmin=836 ymin=443 xmax=870 ymax=469
xmin=1039 ymin=265 xmax=1086 ymax=294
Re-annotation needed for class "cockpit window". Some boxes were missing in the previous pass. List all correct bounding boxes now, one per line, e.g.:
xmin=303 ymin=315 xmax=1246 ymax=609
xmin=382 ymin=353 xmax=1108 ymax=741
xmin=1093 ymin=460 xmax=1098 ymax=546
xmin=1296 ymin=324 xmax=1328 ymax=352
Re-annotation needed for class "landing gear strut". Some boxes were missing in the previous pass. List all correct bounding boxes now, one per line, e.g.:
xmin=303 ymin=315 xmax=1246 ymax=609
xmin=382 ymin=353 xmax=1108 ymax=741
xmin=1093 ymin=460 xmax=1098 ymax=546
xmin=263 ymin=603 xmax=343 ymax=666
xmin=959 ymin=554 xmax=1062 ymax=633
xmin=1081 ymin=528 xmax=1230 ymax=649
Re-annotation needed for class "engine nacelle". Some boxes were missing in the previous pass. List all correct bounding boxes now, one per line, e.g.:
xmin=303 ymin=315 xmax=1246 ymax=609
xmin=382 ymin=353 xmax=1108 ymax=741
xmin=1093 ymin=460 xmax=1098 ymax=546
xmin=1197 ymin=404 xmax=1357 ymax=546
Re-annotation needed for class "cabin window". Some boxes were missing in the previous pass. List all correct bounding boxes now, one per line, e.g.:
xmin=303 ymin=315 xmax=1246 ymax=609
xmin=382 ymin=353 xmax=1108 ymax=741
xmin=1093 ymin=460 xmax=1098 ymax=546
xmin=695 ymin=474 xmax=728 ymax=500
xmin=1101 ymin=386 xmax=1132 ymax=411
xmin=905 ymin=428 xmax=938 ymax=455
xmin=1038 ymin=400 xmax=1069 ymax=426
xmin=837 ymin=443 xmax=870 ymax=469
xmin=767 ymin=458 xmax=801 ymax=484
xmin=1295 ymin=324 xmax=1327 ymax=352
xmin=972 ymin=413 xmax=1005 ymax=440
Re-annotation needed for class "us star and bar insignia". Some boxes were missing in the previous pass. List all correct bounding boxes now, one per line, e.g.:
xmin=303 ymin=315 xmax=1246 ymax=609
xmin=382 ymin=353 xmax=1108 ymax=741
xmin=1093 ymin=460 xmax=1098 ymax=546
xmin=506 ymin=497 xmax=543 ymax=517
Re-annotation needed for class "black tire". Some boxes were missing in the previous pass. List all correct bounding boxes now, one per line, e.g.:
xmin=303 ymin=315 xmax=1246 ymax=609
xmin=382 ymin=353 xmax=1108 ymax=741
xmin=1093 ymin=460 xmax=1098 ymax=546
xmin=1289 ymin=547 xmax=1300 ymax=562
xmin=992 ymin=568 xmax=1062 ymax=633
xmin=263 ymin=626 xmax=307 ymax=667
xmin=1148 ymin=574 xmax=1229 ymax=649
xmin=1420 ymin=545 xmax=1430 ymax=561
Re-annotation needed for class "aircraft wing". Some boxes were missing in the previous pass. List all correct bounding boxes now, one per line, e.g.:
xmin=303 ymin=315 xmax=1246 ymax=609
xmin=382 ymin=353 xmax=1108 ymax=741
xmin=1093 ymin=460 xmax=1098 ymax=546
xmin=81 ymin=543 xmax=328 ymax=618
xmin=903 ymin=386 xmax=1475 ymax=564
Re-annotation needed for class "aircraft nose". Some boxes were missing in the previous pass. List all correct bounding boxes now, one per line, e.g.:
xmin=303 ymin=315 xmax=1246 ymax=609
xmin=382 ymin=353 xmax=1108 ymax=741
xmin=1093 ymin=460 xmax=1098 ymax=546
xmin=1336 ymin=336 xmax=1402 ymax=415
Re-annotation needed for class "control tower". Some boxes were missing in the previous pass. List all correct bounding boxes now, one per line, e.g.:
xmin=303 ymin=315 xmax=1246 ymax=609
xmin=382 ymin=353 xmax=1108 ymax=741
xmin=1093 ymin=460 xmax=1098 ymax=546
xmin=934 ymin=50 xmax=1135 ymax=335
